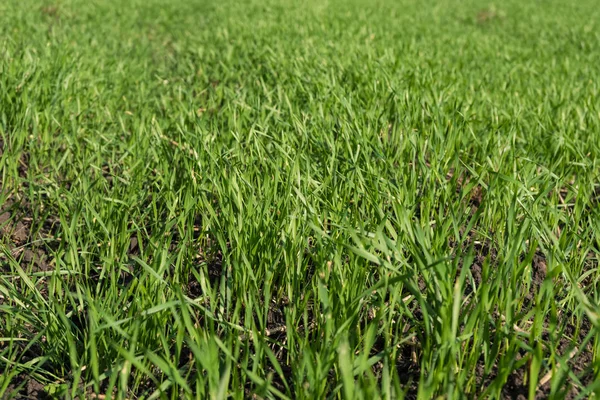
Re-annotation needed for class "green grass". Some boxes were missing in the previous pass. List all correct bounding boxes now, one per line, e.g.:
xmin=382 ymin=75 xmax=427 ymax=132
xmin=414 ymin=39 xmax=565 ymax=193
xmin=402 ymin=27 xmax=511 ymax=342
xmin=1 ymin=0 xmax=599 ymax=398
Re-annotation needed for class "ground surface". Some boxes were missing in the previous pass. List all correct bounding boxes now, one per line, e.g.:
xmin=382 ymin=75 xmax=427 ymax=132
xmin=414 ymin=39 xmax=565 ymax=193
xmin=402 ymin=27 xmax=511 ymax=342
xmin=1 ymin=0 xmax=599 ymax=398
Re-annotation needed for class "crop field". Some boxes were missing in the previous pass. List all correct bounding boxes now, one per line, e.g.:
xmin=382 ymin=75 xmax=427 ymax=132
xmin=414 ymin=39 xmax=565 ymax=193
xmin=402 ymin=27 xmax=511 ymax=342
xmin=1 ymin=0 xmax=600 ymax=398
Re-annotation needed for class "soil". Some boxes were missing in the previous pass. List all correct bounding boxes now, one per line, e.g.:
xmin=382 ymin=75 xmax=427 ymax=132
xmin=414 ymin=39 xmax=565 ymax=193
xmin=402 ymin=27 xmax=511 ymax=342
xmin=4 ymin=376 xmax=48 ymax=400
xmin=0 ymin=196 xmax=56 ymax=399
xmin=446 ymin=218 xmax=595 ymax=399
xmin=0 ymin=197 xmax=56 ymax=276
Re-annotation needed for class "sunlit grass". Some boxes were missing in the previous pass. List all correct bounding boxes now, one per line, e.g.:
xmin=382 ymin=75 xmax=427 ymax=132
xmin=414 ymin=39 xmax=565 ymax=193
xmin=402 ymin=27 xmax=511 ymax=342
xmin=1 ymin=0 xmax=599 ymax=398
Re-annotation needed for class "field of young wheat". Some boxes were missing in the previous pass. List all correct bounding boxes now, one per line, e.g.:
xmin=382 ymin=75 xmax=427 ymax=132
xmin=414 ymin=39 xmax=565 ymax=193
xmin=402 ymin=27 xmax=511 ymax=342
xmin=1 ymin=0 xmax=599 ymax=398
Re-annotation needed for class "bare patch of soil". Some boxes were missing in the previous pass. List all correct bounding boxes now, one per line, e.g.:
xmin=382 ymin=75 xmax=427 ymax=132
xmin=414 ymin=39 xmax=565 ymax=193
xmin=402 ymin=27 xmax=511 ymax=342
xmin=4 ymin=375 xmax=49 ymax=400
xmin=0 ymin=197 xmax=57 ymax=276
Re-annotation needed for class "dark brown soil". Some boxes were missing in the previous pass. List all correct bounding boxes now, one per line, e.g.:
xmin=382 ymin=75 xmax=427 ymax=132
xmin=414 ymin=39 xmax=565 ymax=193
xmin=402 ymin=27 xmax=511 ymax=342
xmin=4 ymin=375 xmax=48 ymax=400
xmin=0 ymin=197 xmax=56 ymax=276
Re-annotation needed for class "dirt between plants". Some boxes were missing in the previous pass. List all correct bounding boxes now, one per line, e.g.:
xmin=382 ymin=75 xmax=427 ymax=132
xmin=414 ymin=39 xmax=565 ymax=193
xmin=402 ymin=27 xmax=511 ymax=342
xmin=4 ymin=376 xmax=47 ymax=400
xmin=449 ymin=228 xmax=596 ymax=398
xmin=0 ymin=197 xmax=56 ymax=275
